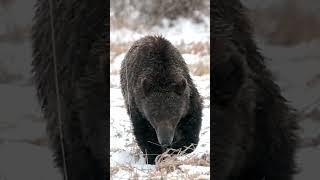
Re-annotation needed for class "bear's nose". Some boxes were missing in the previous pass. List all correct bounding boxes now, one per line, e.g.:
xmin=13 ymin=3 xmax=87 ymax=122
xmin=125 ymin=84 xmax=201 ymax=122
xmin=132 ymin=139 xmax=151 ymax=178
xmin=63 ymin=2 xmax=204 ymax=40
xmin=156 ymin=126 xmax=174 ymax=147
xmin=160 ymin=140 xmax=171 ymax=148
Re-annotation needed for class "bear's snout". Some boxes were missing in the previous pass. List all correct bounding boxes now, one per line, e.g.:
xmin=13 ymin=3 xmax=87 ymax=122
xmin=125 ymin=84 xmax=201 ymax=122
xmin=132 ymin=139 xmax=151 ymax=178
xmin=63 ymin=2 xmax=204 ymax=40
xmin=156 ymin=125 xmax=174 ymax=147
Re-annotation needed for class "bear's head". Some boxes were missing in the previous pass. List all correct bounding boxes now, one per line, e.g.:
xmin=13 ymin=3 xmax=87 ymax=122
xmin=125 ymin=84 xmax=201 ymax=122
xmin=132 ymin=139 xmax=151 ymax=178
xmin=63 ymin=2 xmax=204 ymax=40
xmin=137 ymin=75 xmax=190 ymax=148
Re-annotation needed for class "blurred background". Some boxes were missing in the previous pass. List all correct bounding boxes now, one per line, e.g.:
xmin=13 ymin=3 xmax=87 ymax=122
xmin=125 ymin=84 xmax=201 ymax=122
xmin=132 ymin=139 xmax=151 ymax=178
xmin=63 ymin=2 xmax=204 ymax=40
xmin=0 ymin=0 xmax=61 ymax=179
xmin=242 ymin=0 xmax=320 ymax=179
xmin=110 ymin=0 xmax=210 ymax=179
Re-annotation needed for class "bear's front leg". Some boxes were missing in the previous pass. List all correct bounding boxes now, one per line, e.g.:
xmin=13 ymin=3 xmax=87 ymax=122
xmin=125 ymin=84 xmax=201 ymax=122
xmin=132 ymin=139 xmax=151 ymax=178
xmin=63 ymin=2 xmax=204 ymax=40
xmin=131 ymin=113 xmax=163 ymax=164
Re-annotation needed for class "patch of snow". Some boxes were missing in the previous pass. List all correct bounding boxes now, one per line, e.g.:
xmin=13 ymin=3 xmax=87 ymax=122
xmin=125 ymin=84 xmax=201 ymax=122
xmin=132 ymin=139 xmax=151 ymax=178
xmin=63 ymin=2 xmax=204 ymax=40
xmin=110 ymin=17 xmax=210 ymax=45
xmin=179 ymin=164 xmax=210 ymax=175
xmin=182 ymin=53 xmax=209 ymax=66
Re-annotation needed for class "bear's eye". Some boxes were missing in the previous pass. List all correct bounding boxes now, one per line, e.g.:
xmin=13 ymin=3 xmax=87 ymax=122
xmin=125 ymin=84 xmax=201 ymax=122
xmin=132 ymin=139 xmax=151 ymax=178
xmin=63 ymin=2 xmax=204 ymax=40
xmin=172 ymin=78 xmax=187 ymax=95
xmin=141 ymin=78 xmax=153 ymax=96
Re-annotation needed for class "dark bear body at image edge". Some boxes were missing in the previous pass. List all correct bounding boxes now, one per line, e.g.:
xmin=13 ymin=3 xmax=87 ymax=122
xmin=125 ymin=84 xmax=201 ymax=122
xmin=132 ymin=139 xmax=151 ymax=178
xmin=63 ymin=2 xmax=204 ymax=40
xmin=31 ymin=1 xmax=107 ymax=180
xmin=212 ymin=0 xmax=299 ymax=180
xmin=120 ymin=36 xmax=203 ymax=164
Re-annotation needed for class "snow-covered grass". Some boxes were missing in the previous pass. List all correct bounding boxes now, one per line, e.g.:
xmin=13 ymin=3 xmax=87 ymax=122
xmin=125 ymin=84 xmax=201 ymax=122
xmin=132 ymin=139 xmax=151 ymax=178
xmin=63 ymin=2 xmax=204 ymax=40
xmin=110 ymin=13 xmax=210 ymax=179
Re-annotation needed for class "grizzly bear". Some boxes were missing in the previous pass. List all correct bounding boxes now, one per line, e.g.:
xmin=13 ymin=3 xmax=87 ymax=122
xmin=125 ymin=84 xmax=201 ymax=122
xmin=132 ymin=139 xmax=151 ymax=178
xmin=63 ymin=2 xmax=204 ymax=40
xmin=31 ymin=1 xmax=107 ymax=180
xmin=212 ymin=0 xmax=299 ymax=179
xmin=120 ymin=36 xmax=203 ymax=164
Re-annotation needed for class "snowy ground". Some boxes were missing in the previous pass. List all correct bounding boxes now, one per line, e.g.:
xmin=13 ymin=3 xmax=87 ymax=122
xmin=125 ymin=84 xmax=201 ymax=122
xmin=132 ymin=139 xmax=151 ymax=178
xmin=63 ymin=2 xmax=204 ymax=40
xmin=110 ymin=15 xmax=211 ymax=179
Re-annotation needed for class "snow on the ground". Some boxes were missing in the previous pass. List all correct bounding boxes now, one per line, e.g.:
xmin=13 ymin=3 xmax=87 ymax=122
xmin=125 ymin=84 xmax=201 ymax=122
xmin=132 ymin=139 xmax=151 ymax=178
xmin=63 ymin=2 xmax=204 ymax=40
xmin=110 ymin=16 xmax=210 ymax=45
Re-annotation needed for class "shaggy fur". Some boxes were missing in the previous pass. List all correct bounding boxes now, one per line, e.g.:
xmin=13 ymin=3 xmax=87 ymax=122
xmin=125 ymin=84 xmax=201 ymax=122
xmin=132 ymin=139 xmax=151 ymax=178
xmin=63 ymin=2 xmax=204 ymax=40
xmin=31 ymin=1 xmax=107 ymax=180
xmin=120 ymin=36 xmax=203 ymax=164
xmin=212 ymin=0 xmax=299 ymax=179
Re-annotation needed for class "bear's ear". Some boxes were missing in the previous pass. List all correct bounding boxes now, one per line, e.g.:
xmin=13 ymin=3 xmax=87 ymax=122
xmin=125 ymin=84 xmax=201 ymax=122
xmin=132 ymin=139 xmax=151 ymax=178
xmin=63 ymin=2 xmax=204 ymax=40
xmin=173 ymin=78 xmax=187 ymax=95
xmin=141 ymin=78 xmax=153 ymax=96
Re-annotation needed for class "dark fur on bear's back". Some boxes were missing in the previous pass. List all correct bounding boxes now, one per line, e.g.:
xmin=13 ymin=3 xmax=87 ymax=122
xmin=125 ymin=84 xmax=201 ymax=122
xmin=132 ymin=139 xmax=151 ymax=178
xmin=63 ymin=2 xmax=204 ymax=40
xmin=213 ymin=0 xmax=299 ymax=179
xmin=31 ymin=1 xmax=107 ymax=180
xmin=120 ymin=36 xmax=203 ymax=164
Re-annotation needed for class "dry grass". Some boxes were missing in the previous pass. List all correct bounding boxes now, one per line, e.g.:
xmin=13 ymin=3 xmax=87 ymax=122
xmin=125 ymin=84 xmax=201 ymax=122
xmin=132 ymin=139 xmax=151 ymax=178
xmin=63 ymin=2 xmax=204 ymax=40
xmin=110 ymin=15 xmax=147 ymax=31
xmin=185 ymin=42 xmax=210 ymax=56
xmin=188 ymin=62 xmax=210 ymax=76
xmin=110 ymin=41 xmax=210 ymax=76
xmin=110 ymin=42 xmax=130 ymax=58
xmin=152 ymin=144 xmax=209 ymax=178
xmin=111 ymin=0 xmax=209 ymax=28
xmin=180 ymin=42 xmax=210 ymax=56
xmin=156 ymin=144 xmax=209 ymax=165
xmin=110 ymin=143 xmax=210 ymax=179
xmin=111 ymin=41 xmax=209 ymax=56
